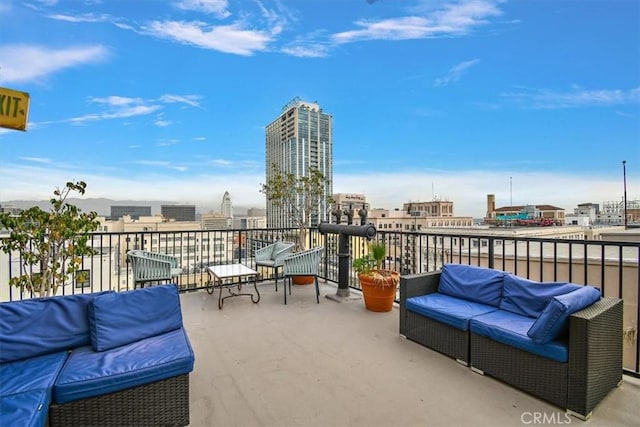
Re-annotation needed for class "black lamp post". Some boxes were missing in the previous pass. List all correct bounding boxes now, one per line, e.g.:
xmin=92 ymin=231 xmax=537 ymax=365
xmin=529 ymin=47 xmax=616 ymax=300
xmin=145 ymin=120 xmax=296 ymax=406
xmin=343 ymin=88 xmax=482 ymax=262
xmin=623 ymin=160 xmax=628 ymax=229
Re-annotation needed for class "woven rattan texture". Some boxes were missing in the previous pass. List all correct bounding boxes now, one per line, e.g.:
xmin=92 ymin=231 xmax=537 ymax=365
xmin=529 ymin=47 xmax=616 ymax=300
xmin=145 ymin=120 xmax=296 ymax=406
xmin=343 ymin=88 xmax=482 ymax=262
xmin=568 ymin=298 xmax=623 ymax=416
xmin=470 ymin=333 xmax=568 ymax=408
xmin=49 ymin=374 xmax=190 ymax=427
xmin=406 ymin=310 xmax=469 ymax=363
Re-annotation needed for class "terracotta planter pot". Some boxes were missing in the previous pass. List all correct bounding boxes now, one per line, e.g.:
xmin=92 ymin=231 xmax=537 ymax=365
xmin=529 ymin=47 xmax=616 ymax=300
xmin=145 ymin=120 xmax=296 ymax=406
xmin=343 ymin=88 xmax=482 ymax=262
xmin=358 ymin=270 xmax=400 ymax=312
xmin=292 ymin=275 xmax=315 ymax=285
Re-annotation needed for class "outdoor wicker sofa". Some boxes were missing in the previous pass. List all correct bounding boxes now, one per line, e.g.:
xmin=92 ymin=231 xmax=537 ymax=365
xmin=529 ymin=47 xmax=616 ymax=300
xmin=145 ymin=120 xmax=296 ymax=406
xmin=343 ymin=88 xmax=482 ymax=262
xmin=0 ymin=284 xmax=194 ymax=427
xmin=399 ymin=264 xmax=623 ymax=420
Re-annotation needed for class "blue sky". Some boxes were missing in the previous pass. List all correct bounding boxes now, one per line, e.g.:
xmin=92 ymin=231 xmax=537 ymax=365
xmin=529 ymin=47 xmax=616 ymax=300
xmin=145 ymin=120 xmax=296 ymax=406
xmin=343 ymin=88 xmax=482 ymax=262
xmin=0 ymin=0 xmax=638 ymax=218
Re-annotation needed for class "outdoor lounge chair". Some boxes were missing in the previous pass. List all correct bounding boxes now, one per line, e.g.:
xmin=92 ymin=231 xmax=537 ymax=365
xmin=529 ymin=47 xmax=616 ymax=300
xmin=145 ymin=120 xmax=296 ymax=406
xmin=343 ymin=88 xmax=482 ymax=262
xmin=282 ymin=247 xmax=323 ymax=305
xmin=127 ymin=250 xmax=183 ymax=288
xmin=254 ymin=241 xmax=295 ymax=291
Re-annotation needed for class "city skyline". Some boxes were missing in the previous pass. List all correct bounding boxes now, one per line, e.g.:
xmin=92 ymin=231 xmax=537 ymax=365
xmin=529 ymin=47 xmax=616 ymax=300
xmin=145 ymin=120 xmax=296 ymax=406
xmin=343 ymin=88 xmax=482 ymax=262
xmin=1 ymin=0 xmax=639 ymax=219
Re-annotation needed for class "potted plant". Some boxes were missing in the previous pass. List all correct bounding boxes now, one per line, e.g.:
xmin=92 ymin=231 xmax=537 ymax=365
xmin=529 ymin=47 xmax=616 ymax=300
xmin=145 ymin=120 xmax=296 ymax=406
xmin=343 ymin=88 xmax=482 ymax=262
xmin=0 ymin=181 xmax=100 ymax=297
xmin=352 ymin=241 xmax=400 ymax=312
xmin=260 ymin=165 xmax=331 ymax=284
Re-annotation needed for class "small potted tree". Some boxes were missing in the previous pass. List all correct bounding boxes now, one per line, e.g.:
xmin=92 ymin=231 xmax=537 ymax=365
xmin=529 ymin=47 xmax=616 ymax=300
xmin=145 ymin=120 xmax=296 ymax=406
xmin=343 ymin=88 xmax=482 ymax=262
xmin=352 ymin=241 xmax=400 ymax=312
xmin=260 ymin=165 xmax=331 ymax=284
xmin=0 ymin=181 xmax=100 ymax=297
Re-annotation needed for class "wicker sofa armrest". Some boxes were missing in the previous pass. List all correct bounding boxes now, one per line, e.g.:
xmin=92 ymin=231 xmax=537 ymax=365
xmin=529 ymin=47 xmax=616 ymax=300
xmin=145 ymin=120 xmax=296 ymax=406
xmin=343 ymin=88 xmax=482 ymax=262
xmin=567 ymin=297 xmax=623 ymax=419
xmin=399 ymin=271 xmax=442 ymax=336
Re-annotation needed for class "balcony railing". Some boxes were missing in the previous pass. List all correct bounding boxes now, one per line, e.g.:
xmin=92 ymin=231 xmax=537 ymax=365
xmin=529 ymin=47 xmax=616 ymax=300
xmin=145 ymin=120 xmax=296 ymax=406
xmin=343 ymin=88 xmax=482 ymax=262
xmin=1 ymin=226 xmax=638 ymax=377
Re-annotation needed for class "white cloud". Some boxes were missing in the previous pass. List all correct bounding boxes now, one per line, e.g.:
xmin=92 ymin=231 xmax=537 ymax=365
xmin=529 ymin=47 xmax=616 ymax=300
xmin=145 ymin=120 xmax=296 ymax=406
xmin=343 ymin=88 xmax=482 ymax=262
xmin=144 ymin=20 xmax=273 ymax=55
xmin=0 ymin=44 xmax=108 ymax=84
xmin=280 ymin=44 xmax=329 ymax=58
xmin=434 ymin=58 xmax=480 ymax=86
xmin=332 ymin=0 xmax=502 ymax=43
xmin=19 ymin=157 xmax=51 ymax=164
xmin=154 ymin=119 xmax=173 ymax=127
xmin=46 ymin=13 xmax=111 ymax=23
xmin=174 ymin=0 xmax=231 ymax=19
xmin=502 ymin=86 xmax=640 ymax=109
xmin=35 ymin=94 xmax=200 ymax=126
xmin=159 ymin=94 xmax=202 ymax=108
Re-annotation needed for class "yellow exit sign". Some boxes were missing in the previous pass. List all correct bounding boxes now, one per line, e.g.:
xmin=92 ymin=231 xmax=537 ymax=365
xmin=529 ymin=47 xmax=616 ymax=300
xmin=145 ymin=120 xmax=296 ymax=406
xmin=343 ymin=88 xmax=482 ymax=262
xmin=0 ymin=86 xmax=30 ymax=131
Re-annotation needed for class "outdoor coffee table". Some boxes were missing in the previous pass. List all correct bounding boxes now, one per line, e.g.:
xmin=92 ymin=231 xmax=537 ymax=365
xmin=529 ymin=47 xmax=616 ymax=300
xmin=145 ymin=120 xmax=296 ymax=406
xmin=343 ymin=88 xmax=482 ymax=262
xmin=206 ymin=264 xmax=260 ymax=309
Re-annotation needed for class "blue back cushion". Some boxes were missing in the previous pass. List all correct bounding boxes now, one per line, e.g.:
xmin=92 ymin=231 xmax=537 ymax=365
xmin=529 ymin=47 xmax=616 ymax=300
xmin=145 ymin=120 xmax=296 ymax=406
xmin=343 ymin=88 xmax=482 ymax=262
xmin=500 ymin=274 xmax=582 ymax=318
xmin=438 ymin=264 xmax=505 ymax=307
xmin=88 ymin=284 xmax=183 ymax=352
xmin=0 ymin=291 xmax=112 ymax=363
xmin=527 ymin=286 xmax=601 ymax=344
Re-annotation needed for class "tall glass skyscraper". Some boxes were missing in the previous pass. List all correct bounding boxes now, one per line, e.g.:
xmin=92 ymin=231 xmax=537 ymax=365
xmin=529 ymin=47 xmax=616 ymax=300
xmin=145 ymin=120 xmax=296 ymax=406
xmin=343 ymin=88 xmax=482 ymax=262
xmin=265 ymin=97 xmax=333 ymax=229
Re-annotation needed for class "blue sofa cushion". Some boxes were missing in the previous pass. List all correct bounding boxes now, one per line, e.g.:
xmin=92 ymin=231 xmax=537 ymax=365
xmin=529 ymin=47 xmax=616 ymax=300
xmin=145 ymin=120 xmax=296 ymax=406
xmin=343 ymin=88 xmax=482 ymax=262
xmin=438 ymin=264 xmax=505 ymax=307
xmin=406 ymin=293 xmax=498 ymax=331
xmin=54 ymin=328 xmax=194 ymax=404
xmin=0 ymin=389 xmax=49 ymax=427
xmin=0 ymin=351 xmax=68 ymax=396
xmin=500 ymin=274 xmax=581 ymax=318
xmin=470 ymin=310 xmax=569 ymax=363
xmin=527 ymin=286 xmax=601 ymax=344
xmin=0 ymin=291 xmax=113 ymax=363
xmin=88 ymin=284 xmax=183 ymax=352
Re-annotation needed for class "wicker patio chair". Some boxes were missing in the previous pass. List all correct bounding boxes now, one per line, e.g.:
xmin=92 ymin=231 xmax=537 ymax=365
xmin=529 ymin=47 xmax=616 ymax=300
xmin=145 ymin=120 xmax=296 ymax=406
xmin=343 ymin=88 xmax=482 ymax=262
xmin=254 ymin=241 xmax=295 ymax=291
xmin=127 ymin=250 xmax=183 ymax=288
xmin=282 ymin=247 xmax=323 ymax=305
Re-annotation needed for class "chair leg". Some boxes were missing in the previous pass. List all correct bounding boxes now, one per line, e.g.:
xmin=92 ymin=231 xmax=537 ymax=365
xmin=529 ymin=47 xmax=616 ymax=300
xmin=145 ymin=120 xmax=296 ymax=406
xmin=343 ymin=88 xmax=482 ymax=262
xmin=274 ymin=267 xmax=279 ymax=292
xmin=315 ymin=276 xmax=319 ymax=304
xmin=284 ymin=277 xmax=288 ymax=305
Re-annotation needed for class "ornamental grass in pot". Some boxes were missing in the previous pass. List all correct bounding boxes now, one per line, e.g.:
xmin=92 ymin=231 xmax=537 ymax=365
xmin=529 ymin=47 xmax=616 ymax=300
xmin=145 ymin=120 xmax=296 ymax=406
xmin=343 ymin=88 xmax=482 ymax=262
xmin=353 ymin=241 xmax=399 ymax=312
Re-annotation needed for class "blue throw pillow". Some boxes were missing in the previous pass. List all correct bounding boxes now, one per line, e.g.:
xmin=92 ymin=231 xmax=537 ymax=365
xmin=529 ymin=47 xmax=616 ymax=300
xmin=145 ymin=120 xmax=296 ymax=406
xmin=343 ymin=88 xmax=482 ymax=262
xmin=88 ymin=284 xmax=183 ymax=352
xmin=438 ymin=264 xmax=505 ymax=307
xmin=527 ymin=286 xmax=601 ymax=344
xmin=500 ymin=274 xmax=581 ymax=318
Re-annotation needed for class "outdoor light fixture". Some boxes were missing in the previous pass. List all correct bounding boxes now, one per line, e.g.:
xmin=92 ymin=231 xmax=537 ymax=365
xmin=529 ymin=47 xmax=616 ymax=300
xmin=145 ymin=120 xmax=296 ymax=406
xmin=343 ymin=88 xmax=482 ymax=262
xmin=622 ymin=160 xmax=628 ymax=229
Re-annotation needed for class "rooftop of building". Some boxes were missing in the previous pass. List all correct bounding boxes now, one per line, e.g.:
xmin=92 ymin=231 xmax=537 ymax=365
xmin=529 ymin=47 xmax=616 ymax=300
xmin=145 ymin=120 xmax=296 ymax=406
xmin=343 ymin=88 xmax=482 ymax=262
xmin=182 ymin=280 xmax=639 ymax=427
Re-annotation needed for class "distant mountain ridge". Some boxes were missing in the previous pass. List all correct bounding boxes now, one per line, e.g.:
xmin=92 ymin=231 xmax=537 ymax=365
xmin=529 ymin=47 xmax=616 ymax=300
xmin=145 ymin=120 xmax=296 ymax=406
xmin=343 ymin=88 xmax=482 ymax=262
xmin=0 ymin=198 xmax=251 ymax=217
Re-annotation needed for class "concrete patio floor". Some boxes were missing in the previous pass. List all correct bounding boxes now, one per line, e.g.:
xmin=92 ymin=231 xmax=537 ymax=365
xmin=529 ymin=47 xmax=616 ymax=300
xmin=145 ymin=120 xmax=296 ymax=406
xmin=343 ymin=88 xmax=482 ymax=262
xmin=181 ymin=280 xmax=639 ymax=427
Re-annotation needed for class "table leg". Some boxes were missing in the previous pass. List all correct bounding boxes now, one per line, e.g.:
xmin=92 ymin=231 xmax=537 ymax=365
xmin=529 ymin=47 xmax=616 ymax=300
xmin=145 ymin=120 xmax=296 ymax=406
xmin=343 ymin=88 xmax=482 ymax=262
xmin=218 ymin=278 xmax=224 ymax=309
xmin=251 ymin=274 xmax=260 ymax=304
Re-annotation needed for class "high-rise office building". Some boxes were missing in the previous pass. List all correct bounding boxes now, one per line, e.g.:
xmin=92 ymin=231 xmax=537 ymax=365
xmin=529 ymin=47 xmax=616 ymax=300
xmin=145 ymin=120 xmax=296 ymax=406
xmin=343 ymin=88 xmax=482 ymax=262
xmin=265 ymin=97 xmax=333 ymax=228
xmin=110 ymin=205 xmax=151 ymax=220
xmin=161 ymin=204 xmax=196 ymax=222
xmin=221 ymin=191 xmax=233 ymax=218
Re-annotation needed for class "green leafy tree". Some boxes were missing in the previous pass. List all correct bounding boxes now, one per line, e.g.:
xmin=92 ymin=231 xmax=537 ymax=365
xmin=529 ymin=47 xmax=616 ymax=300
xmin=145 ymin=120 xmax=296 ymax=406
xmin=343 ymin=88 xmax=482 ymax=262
xmin=0 ymin=181 xmax=100 ymax=297
xmin=260 ymin=165 xmax=331 ymax=250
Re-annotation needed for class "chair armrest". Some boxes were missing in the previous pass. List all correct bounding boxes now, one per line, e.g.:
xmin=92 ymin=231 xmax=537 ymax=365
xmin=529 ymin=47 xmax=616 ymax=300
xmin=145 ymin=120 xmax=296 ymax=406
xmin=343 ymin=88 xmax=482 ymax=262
xmin=399 ymin=271 xmax=441 ymax=336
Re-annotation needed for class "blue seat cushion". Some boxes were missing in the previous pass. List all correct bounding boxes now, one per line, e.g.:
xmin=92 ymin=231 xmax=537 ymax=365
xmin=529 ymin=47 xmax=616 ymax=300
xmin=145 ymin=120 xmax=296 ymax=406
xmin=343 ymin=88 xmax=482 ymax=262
xmin=438 ymin=264 xmax=505 ymax=307
xmin=528 ymin=286 xmax=601 ymax=344
xmin=406 ymin=293 xmax=498 ymax=331
xmin=470 ymin=310 xmax=568 ymax=363
xmin=53 ymin=328 xmax=194 ymax=404
xmin=0 ymin=389 xmax=49 ymax=427
xmin=88 ymin=284 xmax=183 ymax=351
xmin=500 ymin=274 xmax=581 ymax=318
xmin=0 ymin=351 xmax=68 ymax=396
xmin=0 ymin=291 xmax=113 ymax=363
